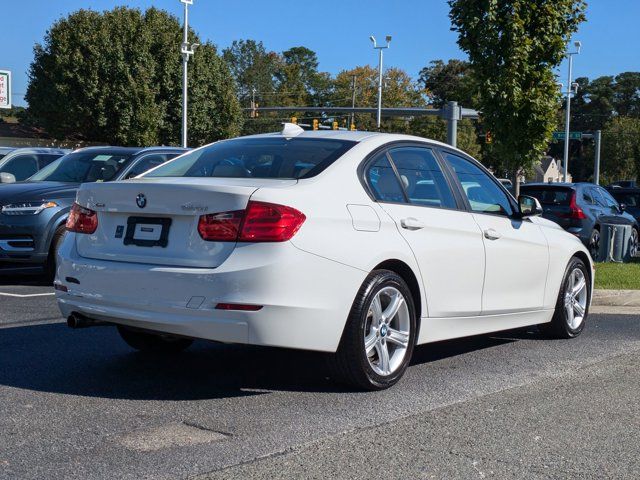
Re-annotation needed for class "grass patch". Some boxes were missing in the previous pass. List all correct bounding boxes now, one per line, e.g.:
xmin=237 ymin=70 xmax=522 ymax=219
xmin=594 ymin=258 xmax=640 ymax=290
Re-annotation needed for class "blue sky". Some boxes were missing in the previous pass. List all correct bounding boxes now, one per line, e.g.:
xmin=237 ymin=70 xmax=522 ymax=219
xmin=2 ymin=0 xmax=639 ymax=106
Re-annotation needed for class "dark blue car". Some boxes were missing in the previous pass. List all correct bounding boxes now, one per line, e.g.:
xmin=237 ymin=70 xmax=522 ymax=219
xmin=521 ymin=182 xmax=639 ymax=259
xmin=0 ymin=146 xmax=187 ymax=276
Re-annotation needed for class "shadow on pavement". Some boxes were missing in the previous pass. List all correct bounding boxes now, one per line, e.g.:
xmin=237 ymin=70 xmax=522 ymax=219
xmin=0 ymin=271 xmax=51 ymax=287
xmin=0 ymin=321 xmax=525 ymax=400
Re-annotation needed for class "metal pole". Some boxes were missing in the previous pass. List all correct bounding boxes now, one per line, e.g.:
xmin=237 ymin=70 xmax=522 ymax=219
xmin=376 ymin=48 xmax=383 ymax=130
xmin=562 ymin=54 xmax=573 ymax=182
xmin=446 ymin=100 xmax=458 ymax=148
xmin=180 ymin=1 xmax=189 ymax=148
xmin=350 ymin=75 xmax=357 ymax=128
xmin=594 ymin=129 xmax=602 ymax=185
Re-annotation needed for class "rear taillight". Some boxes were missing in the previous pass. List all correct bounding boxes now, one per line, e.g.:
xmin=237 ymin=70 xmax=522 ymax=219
xmin=561 ymin=192 xmax=587 ymax=220
xmin=66 ymin=203 xmax=98 ymax=234
xmin=197 ymin=201 xmax=306 ymax=242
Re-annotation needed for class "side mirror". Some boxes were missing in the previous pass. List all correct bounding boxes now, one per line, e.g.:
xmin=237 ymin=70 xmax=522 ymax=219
xmin=518 ymin=195 xmax=543 ymax=217
xmin=619 ymin=203 xmax=627 ymax=212
xmin=0 ymin=172 xmax=16 ymax=183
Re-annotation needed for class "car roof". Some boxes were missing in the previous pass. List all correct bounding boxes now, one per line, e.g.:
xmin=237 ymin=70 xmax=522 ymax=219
xmin=236 ymin=129 xmax=459 ymax=151
xmin=522 ymin=182 xmax=596 ymax=188
xmin=3 ymin=147 xmax=70 ymax=154
xmin=71 ymin=146 xmax=187 ymax=155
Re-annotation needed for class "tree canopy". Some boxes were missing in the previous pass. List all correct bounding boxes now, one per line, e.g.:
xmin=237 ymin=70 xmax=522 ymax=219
xmin=26 ymin=7 xmax=242 ymax=146
xmin=448 ymin=0 xmax=587 ymax=182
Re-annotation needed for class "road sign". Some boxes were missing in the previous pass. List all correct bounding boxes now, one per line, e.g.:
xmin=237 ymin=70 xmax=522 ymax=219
xmin=552 ymin=131 xmax=582 ymax=141
xmin=0 ymin=70 xmax=10 ymax=109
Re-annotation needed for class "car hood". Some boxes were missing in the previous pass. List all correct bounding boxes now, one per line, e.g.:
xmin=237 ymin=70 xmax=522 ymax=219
xmin=0 ymin=181 xmax=80 ymax=204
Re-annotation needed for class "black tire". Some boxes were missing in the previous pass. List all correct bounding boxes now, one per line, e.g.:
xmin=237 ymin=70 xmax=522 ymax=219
xmin=45 ymin=226 xmax=66 ymax=281
xmin=539 ymin=256 xmax=590 ymax=339
xmin=588 ymin=228 xmax=600 ymax=260
xmin=117 ymin=325 xmax=193 ymax=353
xmin=328 ymin=269 xmax=417 ymax=391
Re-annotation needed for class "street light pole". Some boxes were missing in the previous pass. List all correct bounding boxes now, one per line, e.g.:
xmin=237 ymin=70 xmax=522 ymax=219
xmin=180 ymin=0 xmax=198 ymax=148
xmin=562 ymin=40 xmax=581 ymax=182
xmin=370 ymin=35 xmax=391 ymax=130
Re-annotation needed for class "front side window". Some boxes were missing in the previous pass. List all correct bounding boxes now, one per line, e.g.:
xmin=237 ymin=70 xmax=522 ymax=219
xmin=0 ymin=154 xmax=38 ymax=180
xmin=444 ymin=152 xmax=514 ymax=216
xmin=388 ymin=147 xmax=456 ymax=209
xmin=29 ymin=152 xmax=133 ymax=183
xmin=145 ymin=138 xmax=356 ymax=179
xmin=124 ymin=153 xmax=173 ymax=179
xmin=366 ymin=153 xmax=406 ymax=203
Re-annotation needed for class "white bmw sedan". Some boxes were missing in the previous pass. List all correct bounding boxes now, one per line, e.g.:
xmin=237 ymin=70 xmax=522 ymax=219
xmin=55 ymin=126 xmax=593 ymax=390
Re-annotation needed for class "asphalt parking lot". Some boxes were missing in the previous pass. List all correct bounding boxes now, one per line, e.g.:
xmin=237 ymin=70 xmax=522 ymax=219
xmin=1 ymin=274 xmax=640 ymax=479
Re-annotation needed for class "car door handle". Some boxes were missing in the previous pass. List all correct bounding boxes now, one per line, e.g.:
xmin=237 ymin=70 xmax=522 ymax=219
xmin=400 ymin=217 xmax=425 ymax=230
xmin=483 ymin=228 xmax=502 ymax=240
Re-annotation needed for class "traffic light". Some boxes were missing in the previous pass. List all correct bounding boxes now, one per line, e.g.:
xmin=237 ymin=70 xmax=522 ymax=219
xmin=350 ymin=123 xmax=356 ymax=131
xmin=312 ymin=119 xmax=319 ymax=130
xmin=332 ymin=121 xmax=338 ymax=130
xmin=485 ymin=131 xmax=493 ymax=144
xmin=291 ymin=116 xmax=297 ymax=124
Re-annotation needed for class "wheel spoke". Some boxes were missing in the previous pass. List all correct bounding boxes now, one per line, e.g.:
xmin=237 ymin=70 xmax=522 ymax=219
xmin=376 ymin=341 xmax=391 ymax=375
xmin=364 ymin=330 xmax=378 ymax=355
xmin=382 ymin=292 xmax=404 ymax=324
xmin=572 ymin=276 xmax=586 ymax=296
xmin=370 ymin=295 xmax=383 ymax=324
xmin=386 ymin=327 xmax=409 ymax=348
xmin=573 ymin=300 xmax=586 ymax=317
xmin=565 ymin=296 xmax=574 ymax=325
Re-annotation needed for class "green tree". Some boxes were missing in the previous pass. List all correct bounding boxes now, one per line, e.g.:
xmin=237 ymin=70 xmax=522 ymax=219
xmin=222 ymin=39 xmax=279 ymax=107
xmin=448 ymin=0 xmax=586 ymax=190
xmin=600 ymin=116 xmax=640 ymax=184
xmin=330 ymin=65 xmax=424 ymax=132
xmin=275 ymin=47 xmax=332 ymax=107
xmin=26 ymin=7 xmax=241 ymax=146
xmin=418 ymin=59 xmax=477 ymax=108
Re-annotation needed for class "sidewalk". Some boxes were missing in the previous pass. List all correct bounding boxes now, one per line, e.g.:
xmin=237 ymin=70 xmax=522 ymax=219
xmin=593 ymin=289 xmax=640 ymax=307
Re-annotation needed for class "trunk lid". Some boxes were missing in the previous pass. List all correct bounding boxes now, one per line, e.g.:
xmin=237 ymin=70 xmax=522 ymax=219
xmin=75 ymin=177 xmax=296 ymax=267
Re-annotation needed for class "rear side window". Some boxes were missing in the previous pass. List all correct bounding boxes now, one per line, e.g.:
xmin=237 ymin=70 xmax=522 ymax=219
xmin=366 ymin=153 xmax=406 ymax=203
xmin=145 ymin=138 xmax=356 ymax=179
xmin=520 ymin=187 xmax=572 ymax=206
xmin=387 ymin=147 xmax=456 ymax=209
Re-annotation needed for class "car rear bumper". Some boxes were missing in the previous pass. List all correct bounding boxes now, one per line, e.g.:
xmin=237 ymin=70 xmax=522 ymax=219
xmin=55 ymin=234 xmax=367 ymax=352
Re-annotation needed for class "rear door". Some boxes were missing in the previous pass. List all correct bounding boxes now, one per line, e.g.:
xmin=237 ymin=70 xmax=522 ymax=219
xmin=365 ymin=146 xmax=485 ymax=317
xmin=442 ymin=151 xmax=549 ymax=315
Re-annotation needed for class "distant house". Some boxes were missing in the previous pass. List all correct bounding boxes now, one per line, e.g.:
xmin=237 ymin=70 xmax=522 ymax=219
xmin=532 ymin=156 xmax=572 ymax=183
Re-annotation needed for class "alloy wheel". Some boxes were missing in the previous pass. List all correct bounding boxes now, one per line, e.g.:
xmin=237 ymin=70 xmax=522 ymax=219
xmin=563 ymin=267 xmax=588 ymax=330
xmin=630 ymin=229 xmax=638 ymax=258
xmin=364 ymin=286 xmax=411 ymax=376
xmin=589 ymin=230 xmax=600 ymax=259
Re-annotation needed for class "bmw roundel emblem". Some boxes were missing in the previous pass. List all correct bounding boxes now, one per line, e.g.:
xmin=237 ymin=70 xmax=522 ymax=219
xmin=136 ymin=193 xmax=147 ymax=209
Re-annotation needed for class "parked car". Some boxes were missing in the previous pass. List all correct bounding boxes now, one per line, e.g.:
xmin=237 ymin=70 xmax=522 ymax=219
xmin=0 ymin=146 xmax=187 ymax=275
xmin=55 ymin=127 xmax=592 ymax=390
xmin=0 ymin=147 xmax=15 ymax=160
xmin=520 ymin=182 xmax=639 ymax=258
xmin=0 ymin=148 xmax=69 ymax=183
xmin=608 ymin=180 xmax=636 ymax=189
xmin=607 ymin=187 xmax=640 ymax=225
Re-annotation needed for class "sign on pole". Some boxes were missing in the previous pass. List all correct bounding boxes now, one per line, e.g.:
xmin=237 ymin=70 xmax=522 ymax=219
xmin=0 ymin=70 xmax=11 ymax=109
xmin=552 ymin=131 xmax=582 ymax=141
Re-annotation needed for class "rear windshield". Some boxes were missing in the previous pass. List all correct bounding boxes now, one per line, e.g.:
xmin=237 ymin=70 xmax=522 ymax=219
xmin=145 ymin=137 xmax=356 ymax=179
xmin=610 ymin=191 xmax=640 ymax=208
xmin=521 ymin=187 xmax=573 ymax=206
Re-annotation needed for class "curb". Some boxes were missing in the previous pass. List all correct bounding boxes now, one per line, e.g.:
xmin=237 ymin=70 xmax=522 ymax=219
xmin=592 ymin=289 xmax=640 ymax=307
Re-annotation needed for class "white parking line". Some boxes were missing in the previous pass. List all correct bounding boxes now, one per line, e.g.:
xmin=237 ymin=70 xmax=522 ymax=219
xmin=0 ymin=292 xmax=55 ymax=298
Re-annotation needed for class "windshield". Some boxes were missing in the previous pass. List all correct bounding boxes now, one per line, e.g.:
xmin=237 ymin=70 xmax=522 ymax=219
xmin=29 ymin=151 xmax=134 ymax=183
xmin=145 ymin=137 xmax=356 ymax=179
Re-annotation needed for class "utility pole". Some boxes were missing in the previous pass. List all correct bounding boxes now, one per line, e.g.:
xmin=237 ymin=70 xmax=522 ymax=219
xmin=594 ymin=129 xmax=602 ymax=185
xmin=445 ymin=101 xmax=459 ymax=148
xmin=350 ymin=75 xmax=357 ymax=129
xmin=370 ymin=35 xmax=391 ymax=130
xmin=180 ymin=0 xmax=198 ymax=148
xmin=562 ymin=40 xmax=581 ymax=182
xmin=250 ymin=87 xmax=257 ymax=118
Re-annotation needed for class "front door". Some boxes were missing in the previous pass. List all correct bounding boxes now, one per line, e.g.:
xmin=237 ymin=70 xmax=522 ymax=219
xmin=442 ymin=151 xmax=549 ymax=314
